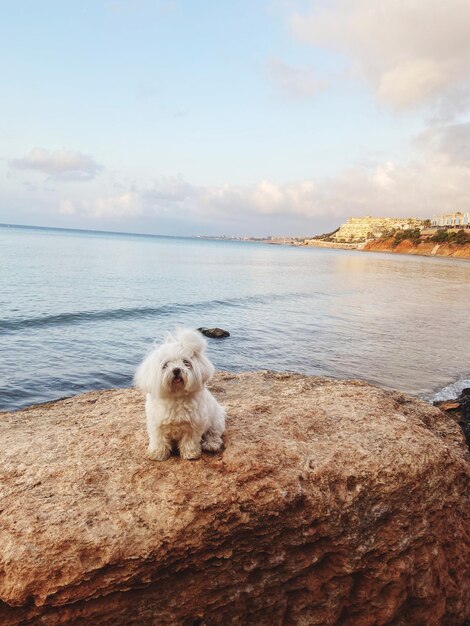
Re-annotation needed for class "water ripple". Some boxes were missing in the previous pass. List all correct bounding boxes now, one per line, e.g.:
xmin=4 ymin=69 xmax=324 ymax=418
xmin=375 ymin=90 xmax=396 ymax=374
xmin=0 ymin=291 xmax=319 ymax=335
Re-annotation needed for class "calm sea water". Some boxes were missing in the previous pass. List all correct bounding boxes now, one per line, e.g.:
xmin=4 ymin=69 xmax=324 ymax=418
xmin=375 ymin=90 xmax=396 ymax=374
xmin=1 ymin=224 xmax=469 ymax=411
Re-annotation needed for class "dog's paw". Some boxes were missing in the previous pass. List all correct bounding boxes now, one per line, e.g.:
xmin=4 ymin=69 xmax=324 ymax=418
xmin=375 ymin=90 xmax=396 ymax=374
xmin=179 ymin=443 xmax=202 ymax=460
xmin=201 ymin=437 xmax=223 ymax=452
xmin=202 ymin=429 xmax=224 ymax=452
xmin=147 ymin=446 xmax=171 ymax=461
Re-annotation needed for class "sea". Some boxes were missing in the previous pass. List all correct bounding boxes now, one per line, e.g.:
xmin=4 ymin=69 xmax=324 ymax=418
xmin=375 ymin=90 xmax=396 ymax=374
xmin=1 ymin=223 xmax=469 ymax=412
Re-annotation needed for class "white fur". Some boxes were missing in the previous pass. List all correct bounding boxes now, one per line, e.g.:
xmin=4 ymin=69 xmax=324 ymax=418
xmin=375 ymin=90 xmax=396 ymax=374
xmin=134 ymin=328 xmax=225 ymax=460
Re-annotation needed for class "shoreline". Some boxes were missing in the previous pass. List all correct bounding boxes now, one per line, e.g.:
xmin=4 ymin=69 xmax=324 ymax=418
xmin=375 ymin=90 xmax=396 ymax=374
xmin=362 ymin=236 xmax=470 ymax=260
xmin=2 ymin=370 xmax=469 ymax=416
xmin=363 ymin=247 xmax=470 ymax=261
xmin=295 ymin=240 xmax=364 ymax=251
xmin=271 ymin=237 xmax=470 ymax=260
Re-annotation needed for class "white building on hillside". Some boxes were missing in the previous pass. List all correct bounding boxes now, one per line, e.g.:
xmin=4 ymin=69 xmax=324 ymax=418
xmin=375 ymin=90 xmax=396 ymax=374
xmin=432 ymin=212 xmax=469 ymax=228
xmin=333 ymin=217 xmax=424 ymax=243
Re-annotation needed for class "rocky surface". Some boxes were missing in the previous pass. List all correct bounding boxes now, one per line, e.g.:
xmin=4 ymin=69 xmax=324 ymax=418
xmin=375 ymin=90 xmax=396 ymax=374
xmin=1 ymin=372 xmax=469 ymax=626
xmin=363 ymin=237 xmax=470 ymax=259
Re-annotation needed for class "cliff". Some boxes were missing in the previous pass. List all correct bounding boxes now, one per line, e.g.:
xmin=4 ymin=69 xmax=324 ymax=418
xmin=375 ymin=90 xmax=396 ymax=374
xmin=363 ymin=237 xmax=470 ymax=259
xmin=1 ymin=372 xmax=469 ymax=625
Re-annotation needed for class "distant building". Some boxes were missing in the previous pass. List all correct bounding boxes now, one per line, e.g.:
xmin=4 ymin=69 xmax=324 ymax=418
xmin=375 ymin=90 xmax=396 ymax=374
xmin=431 ymin=211 xmax=469 ymax=228
xmin=333 ymin=217 xmax=425 ymax=243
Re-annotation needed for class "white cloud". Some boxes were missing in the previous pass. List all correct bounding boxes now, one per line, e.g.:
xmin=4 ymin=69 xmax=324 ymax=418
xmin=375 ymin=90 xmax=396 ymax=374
xmin=200 ymin=179 xmax=321 ymax=217
xmin=92 ymin=192 xmax=142 ymax=217
xmin=144 ymin=175 xmax=196 ymax=202
xmin=55 ymin=119 xmax=470 ymax=230
xmin=10 ymin=147 xmax=103 ymax=181
xmin=59 ymin=199 xmax=75 ymax=215
xmin=291 ymin=0 xmax=470 ymax=112
xmin=414 ymin=121 xmax=470 ymax=166
xmin=314 ymin=148 xmax=470 ymax=218
xmin=60 ymin=192 xmax=142 ymax=219
xmin=56 ymin=166 xmax=439 ymax=226
xmin=372 ymin=162 xmax=395 ymax=189
xmin=267 ymin=57 xmax=327 ymax=99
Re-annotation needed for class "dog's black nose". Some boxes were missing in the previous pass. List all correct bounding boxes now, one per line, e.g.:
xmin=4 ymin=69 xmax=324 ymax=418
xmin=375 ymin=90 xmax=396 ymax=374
xmin=173 ymin=367 xmax=181 ymax=377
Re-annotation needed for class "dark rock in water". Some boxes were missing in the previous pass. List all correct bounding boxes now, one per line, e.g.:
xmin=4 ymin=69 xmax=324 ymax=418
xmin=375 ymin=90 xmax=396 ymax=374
xmin=197 ymin=327 xmax=230 ymax=338
xmin=459 ymin=388 xmax=470 ymax=420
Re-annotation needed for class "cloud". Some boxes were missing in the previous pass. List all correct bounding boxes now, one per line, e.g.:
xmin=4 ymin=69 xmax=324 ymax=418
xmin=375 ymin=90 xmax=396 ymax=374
xmin=10 ymin=148 xmax=103 ymax=181
xmin=313 ymin=129 xmax=470 ymax=217
xmin=201 ymin=180 xmax=321 ymax=217
xmin=414 ymin=121 xmax=470 ymax=166
xmin=60 ymin=192 xmax=142 ymax=218
xmin=58 ymin=177 xmax=324 ymax=223
xmin=291 ymin=0 xmax=470 ymax=112
xmin=144 ymin=175 xmax=196 ymax=203
xmin=56 ymin=155 xmax=470 ymax=231
xmin=266 ymin=57 xmax=327 ymax=99
xmin=55 ymin=119 xmax=470 ymax=230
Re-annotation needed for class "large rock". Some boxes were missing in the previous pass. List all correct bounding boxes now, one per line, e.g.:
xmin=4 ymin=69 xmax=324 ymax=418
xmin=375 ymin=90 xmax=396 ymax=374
xmin=0 ymin=372 xmax=469 ymax=626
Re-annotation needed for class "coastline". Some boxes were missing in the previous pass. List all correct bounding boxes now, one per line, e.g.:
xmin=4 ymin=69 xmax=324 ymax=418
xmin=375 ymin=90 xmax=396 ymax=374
xmin=362 ymin=237 xmax=470 ymax=260
xmin=269 ymin=236 xmax=470 ymax=260
xmin=298 ymin=240 xmax=364 ymax=250
xmin=3 ymin=368 xmax=469 ymax=415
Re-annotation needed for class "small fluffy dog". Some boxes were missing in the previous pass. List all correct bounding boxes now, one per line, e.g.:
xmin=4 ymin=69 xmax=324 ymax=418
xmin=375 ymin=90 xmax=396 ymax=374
xmin=134 ymin=328 xmax=225 ymax=460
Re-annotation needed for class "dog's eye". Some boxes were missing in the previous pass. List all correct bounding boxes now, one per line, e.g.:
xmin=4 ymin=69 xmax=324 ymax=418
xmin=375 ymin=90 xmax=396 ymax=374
xmin=183 ymin=359 xmax=192 ymax=368
xmin=162 ymin=362 xmax=169 ymax=370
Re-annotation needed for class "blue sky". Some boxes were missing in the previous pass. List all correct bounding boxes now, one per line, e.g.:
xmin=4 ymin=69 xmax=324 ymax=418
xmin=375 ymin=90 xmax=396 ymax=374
xmin=2 ymin=0 xmax=470 ymax=236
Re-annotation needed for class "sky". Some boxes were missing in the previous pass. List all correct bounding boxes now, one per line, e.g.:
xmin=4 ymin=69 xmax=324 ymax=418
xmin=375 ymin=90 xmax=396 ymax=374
xmin=1 ymin=0 xmax=470 ymax=237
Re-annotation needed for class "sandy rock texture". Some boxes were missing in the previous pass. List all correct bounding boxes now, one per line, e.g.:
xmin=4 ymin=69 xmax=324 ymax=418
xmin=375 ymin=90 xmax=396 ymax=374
xmin=1 ymin=372 xmax=469 ymax=626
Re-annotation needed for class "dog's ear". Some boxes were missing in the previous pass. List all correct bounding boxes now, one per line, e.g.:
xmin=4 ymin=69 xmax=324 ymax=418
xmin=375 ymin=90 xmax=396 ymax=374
xmin=175 ymin=328 xmax=207 ymax=355
xmin=134 ymin=349 xmax=161 ymax=394
xmin=198 ymin=353 xmax=215 ymax=384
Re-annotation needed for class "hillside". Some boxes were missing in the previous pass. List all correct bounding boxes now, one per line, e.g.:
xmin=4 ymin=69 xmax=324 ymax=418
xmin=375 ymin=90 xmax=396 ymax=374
xmin=364 ymin=235 xmax=470 ymax=259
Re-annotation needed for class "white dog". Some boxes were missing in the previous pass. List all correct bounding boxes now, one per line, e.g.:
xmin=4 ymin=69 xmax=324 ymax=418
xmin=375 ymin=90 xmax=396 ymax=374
xmin=134 ymin=328 xmax=225 ymax=460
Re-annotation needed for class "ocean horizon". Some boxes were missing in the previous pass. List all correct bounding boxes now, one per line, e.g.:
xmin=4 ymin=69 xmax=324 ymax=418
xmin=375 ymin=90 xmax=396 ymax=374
xmin=0 ymin=222 xmax=214 ymax=241
xmin=1 ymin=223 xmax=469 ymax=412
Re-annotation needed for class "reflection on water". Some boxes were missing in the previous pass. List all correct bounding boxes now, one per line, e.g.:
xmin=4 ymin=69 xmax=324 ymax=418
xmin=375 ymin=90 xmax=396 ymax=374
xmin=0 ymin=225 xmax=469 ymax=410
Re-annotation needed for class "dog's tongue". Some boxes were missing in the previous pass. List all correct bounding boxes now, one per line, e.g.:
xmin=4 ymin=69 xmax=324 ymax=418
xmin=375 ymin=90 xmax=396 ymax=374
xmin=173 ymin=376 xmax=183 ymax=384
